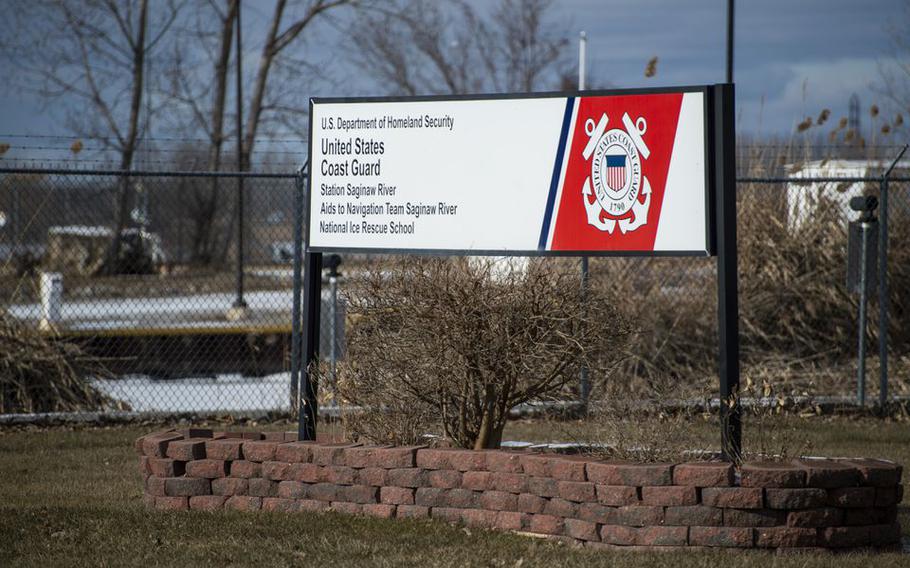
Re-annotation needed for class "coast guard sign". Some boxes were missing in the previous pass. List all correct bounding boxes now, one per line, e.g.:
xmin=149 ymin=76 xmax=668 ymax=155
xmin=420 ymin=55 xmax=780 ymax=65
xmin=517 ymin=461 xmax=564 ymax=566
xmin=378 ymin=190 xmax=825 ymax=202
xmin=307 ymin=86 xmax=715 ymax=256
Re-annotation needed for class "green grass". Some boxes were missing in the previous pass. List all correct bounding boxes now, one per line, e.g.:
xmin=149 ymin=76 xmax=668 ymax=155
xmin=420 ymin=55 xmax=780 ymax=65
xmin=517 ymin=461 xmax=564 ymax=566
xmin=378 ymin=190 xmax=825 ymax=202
xmin=0 ymin=419 xmax=908 ymax=567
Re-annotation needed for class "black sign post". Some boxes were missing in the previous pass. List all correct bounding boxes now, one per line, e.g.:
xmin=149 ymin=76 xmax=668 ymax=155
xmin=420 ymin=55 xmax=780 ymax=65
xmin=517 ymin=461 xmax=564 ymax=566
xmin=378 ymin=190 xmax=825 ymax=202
xmin=713 ymin=83 xmax=741 ymax=461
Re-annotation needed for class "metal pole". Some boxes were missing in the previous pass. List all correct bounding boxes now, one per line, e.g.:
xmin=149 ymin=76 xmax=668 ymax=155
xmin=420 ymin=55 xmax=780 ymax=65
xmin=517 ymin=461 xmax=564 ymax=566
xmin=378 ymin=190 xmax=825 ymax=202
xmin=290 ymin=164 xmax=307 ymax=410
xmin=232 ymin=0 xmax=247 ymax=311
xmin=857 ymin=222 xmax=870 ymax=406
xmin=879 ymin=144 xmax=907 ymax=410
xmin=329 ymin=273 xmax=338 ymax=402
xmin=299 ymin=251 xmax=323 ymax=441
xmin=578 ymin=31 xmax=591 ymax=407
xmin=726 ymin=0 xmax=734 ymax=83
xmin=714 ymin=84 xmax=741 ymax=461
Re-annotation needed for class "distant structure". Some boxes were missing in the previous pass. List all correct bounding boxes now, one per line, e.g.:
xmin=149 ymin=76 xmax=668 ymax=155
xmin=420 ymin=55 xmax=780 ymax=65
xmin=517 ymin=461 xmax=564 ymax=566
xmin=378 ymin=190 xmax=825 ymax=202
xmin=849 ymin=93 xmax=861 ymax=134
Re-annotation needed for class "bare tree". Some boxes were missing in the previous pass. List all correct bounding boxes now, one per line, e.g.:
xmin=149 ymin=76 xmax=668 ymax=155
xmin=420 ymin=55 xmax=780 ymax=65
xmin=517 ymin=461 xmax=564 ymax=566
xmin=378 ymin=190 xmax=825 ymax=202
xmin=1 ymin=0 xmax=179 ymax=273
xmin=348 ymin=0 xmax=569 ymax=96
xmin=164 ymin=0 xmax=239 ymax=264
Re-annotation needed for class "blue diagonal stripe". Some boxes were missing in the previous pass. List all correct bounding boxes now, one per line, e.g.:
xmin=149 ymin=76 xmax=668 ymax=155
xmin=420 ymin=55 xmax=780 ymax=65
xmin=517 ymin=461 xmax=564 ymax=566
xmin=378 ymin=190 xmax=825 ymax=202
xmin=538 ymin=97 xmax=575 ymax=250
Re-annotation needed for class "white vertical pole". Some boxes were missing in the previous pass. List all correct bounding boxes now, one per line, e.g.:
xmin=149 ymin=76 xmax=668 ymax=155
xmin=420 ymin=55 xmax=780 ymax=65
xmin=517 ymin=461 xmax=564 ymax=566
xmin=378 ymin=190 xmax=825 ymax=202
xmin=579 ymin=31 xmax=590 ymax=407
xmin=579 ymin=31 xmax=587 ymax=90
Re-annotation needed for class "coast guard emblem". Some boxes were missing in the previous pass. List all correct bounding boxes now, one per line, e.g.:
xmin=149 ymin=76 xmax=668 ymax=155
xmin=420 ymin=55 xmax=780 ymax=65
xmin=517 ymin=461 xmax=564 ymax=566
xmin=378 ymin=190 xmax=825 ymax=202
xmin=581 ymin=112 xmax=652 ymax=234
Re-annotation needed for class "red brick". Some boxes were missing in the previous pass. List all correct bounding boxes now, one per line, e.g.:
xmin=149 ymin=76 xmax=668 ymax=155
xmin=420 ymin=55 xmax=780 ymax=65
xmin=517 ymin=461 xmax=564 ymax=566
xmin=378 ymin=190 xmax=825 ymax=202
xmin=740 ymin=462 xmax=805 ymax=488
xmin=165 ymin=477 xmax=211 ymax=497
xmin=517 ymin=493 xmax=546 ymax=514
xmin=869 ymin=523 xmax=902 ymax=547
xmin=428 ymin=470 xmax=462 ymax=489
xmin=635 ymin=526 xmax=688 ymax=546
xmin=155 ymin=496 xmax=188 ymax=510
xmin=416 ymin=449 xmax=484 ymax=471
xmin=846 ymin=459 xmax=902 ymax=487
xmin=307 ymin=483 xmax=338 ymax=502
xmin=138 ymin=456 xmax=150 ymax=476
xmin=543 ymin=497 xmax=576 ymax=518
xmin=142 ymin=433 xmax=183 ymax=457
xmin=298 ymin=499 xmax=331 ymax=513
xmin=444 ymin=489 xmax=478 ymax=508
xmin=793 ymin=459 xmax=859 ymax=488
xmin=229 ymin=460 xmax=261 ymax=479
xmin=414 ymin=487 xmax=445 ymax=507
xmin=700 ymin=487 xmax=763 ymax=509
xmin=189 ymin=495 xmax=227 ymax=511
xmin=576 ymin=502 xmax=612 ymax=523
xmin=755 ymin=527 xmax=816 ymax=548
xmin=386 ymin=468 xmax=428 ymax=488
xmin=665 ymin=505 xmax=722 ymax=526
xmin=363 ymin=504 xmax=396 ymax=519
xmin=594 ymin=485 xmax=638 ymax=506
xmin=262 ymin=497 xmax=299 ymax=512
xmin=186 ymin=459 xmax=229 ymax=479
xmin=723 ymin=508 xmax=786 ymax=527
xmin=489 ymin=472 xmax=528 ymax=493
xmin=673 ymin=462 xmax=735 ymax=487
xmin=827 ymin=487 xmax=875 ymax=508
xmin=818 ymin=526 xmax=871 ymax=548
xmin=689 ymin=526 xmax=753 ymax=547
xmin=262 ymin=432 xmax=285 ymax=441
xmin=242 ymin=441 xmax=279 ymax=462
xmin=166 ymin=439 xmax=207 ymax=461
xmin=528 ymin=514 xmax=564 ymax=535
xmin=484 ymin=451 xmax=523 ymax=473
xmin=241 ymin=432 xmax=264 ymax=440
xmin=212 ymin=478 xmax=248 ymax=496
xmin=843 ymin=508 xmax=878 ymax=526
xmin=875 ymin=486 xmax=902 ymax=507
xmin=145 ymin=476 xmax=166 ymax=497
xmin=357 ymin=467 xmax=387 ymax=487
xmin=338 ymin=485 xmax=379 ymax=504
xmin=275 ymin=441 xmax=317 ymax=463
xmin=290 ymin=463 xmax=321 ymax=483
xmin=564 ymin=518 xmax=599 ymax=541
xmin=345 ymin=445 xmax=422 ymax=469
xmin=148 ymin=458 xmax=185 ymax=478
xmin=277 ymin=480 xmax=308 ymax=499
xmin=518 ymin=455 xmax=587 ymax=481
xmin=431 ymin=507 xmax=463 ymax=523
xmin=610 ymin=505 xmax=664 ymax=527
xmin=641 ymin=486 xmax=697 ymax=506
xmin=527 ymin=476 xmax=559 ymax=497
xmin=495 ymin=511 xmax=525 ymax=531
xmin=283 ymin=432 xmax=298 ymax=442
xmin=322 ymin=465 xmax=357 ymax=485
xmin=462 ymin=471 xmax=492 ymax=490
xmin=462 ymin=509 xmax=497 ymax=528
xmin=248 ymin=478 xmax=277 ymax=497
xmin=380 ymin=486 xmax=415 ymax=505
xmin=343 ymin=445 xmax=392 ymax=468
xmin=331 ymin=502 xmax=363 ymax=515
xmin=177 ymin=428 xmax=213 ymax=439
xmin=213 ymin=431 xmax=243 ymax=439
xmin=225 ymin=495 xmax=262 ymax=511
xmin=599 ymin=525 xmax=637 ymax=545
xmin=556 ymin=481 xmax=595 ymax=503
xmin=205 ymin=439 xmax=244 ymax=461
xmin=397 ymin=505 xmax=430 ymax=519
xmin=480 ymin=491 xmax=518 ymax=511
xmin=586 ymin=462 xmax=673 ymax=486
xmin=786 ymin=507 xmax=843 ymax=528
xmin=765 ymin=488 xmax=827 ymax=509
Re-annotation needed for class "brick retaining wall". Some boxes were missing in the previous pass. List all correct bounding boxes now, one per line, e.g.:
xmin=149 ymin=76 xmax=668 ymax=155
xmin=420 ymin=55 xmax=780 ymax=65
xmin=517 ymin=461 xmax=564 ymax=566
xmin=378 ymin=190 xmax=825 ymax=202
xmin=136 ymin=429 xmax=904 ymax=552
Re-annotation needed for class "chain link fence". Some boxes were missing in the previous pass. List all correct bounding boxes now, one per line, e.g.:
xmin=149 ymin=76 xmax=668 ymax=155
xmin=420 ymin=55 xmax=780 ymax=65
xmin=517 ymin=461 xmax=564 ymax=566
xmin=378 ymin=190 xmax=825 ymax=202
xmin=0 ymin=165 xmax=907 ymax=418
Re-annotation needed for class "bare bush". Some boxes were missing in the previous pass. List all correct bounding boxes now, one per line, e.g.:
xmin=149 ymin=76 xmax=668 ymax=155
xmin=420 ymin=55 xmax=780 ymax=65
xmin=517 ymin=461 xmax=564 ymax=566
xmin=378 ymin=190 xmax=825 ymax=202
xmin=336 ymin=257 xmax=632 ymax=449
xmin=0 ymin=312 xmax=121 ymax=414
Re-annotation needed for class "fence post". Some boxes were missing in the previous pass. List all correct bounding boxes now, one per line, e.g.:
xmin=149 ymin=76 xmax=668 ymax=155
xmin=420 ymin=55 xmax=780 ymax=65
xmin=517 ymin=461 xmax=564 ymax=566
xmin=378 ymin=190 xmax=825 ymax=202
xmin=290 ymin=165 xmax=307 ymax=411
xmin=299 ymin=251 xmax=323 ymax=441
xmin=878 ymin=144 xmax=908 ymax=410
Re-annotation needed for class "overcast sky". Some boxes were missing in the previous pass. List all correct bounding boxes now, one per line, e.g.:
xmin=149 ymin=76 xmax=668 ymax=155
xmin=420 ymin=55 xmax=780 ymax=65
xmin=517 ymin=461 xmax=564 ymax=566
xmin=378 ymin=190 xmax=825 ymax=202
xmin=0 ymin=0 xmax=903 ymax=161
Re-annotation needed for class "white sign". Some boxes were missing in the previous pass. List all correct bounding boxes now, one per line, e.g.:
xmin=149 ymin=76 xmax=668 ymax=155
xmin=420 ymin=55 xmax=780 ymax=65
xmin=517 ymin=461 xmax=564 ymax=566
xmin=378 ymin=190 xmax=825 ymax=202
xmin=307 ymin=88 xmax=714 ymax=256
